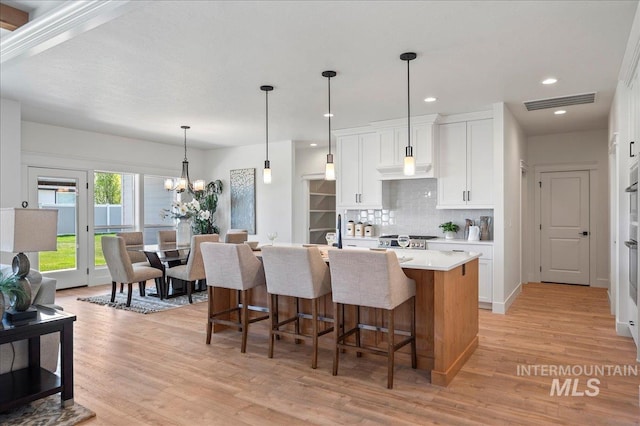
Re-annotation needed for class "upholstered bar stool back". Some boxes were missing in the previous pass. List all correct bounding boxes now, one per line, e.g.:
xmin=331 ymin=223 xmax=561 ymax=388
xmin=224 ymin=229 xmax=248 ymax=244
xmin=328 ymin=249 xmax=417 ymax=388
xmin=166 ymin=234 xmax=219 ymax=303
xmin=261 ymin=246 xmax=332 ymax=368
xmin=101 ymin=236 xmax=163 ymax=307
xmin=201 ymin=242 xmax=269 ymax=353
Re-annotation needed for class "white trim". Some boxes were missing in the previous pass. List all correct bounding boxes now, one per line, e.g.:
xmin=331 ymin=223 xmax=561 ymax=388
xmin=333 ymin=126 xmax=374 ymax=137
xmin=1 ymin=0 xmax=138 ymax=64
xmin=593 ymin=278 xmax=610 ymax=289
xmin=437 ymin=110 xmax=493 ymax=124
xmin=301 ymin=172 xmax=326 ymax=181
xmin=616 ymin=321 xmax=633 ymax=337
xmin=368 ymin=114 xmax=441 ymax=129
xmin=492 ymin=282 xmax=521 ymax=314
xmin=534 ymin=163 xmax=599 ymax=286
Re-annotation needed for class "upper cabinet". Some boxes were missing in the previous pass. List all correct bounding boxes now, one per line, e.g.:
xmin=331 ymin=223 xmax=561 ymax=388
xmin=437 ymin=118 xmax=494 ymax=209
xmin=335 ymin=130 xmax=382 ymax=210
xmin=629 ymin=66 xmax=639 ymax=161
xmin=373 ymin=114 xmax=439 ymax=179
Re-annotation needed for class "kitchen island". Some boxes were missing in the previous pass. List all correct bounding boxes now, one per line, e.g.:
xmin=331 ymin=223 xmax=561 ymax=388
xmin=211 ymin=246 xmax=481 ymax=387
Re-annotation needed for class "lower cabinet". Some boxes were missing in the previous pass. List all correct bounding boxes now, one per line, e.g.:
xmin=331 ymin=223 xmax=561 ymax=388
xmin=427 ymin=241 xmax=493 ymax=307
xmin=341 ymin=237 xmax=380 ymax=249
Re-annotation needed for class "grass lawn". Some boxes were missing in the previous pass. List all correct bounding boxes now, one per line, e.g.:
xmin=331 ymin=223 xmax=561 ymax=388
xmin=39 ymin=234 xmax=114 ymax=272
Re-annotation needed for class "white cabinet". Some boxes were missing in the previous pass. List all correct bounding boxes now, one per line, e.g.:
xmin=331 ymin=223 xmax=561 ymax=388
xmin=375 ymin=117 xmax=438 ymax=178
xmin=427 ymin=241 xmax=493 ymax=307
xmin=629 ymin=66 xmax=639 ymax=160
xmin=341 ymin=237 xmax=379 ymax=249
xmin=336 ymin=132 xmax=382 ymax=210
xmin=437 ymin=119 xmax=494 ymax=208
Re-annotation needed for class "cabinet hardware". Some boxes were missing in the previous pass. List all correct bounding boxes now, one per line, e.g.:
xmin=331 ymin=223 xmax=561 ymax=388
xmin=467 ymin=191 xmax=470 ymax=201
xmin=463 ymin=191 xmax=466 ymax=202
xmin=631 ymin=141 xmax=636 ymax=158
xmin=355 ymin=194 xmax=358 ymax=203
xmin=580 ymin=231 xmax=589 ymax=236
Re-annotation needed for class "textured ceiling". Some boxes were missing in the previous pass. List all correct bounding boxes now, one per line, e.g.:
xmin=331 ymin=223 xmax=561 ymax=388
xmin=0 ymin=0 xmax=637 ymax=149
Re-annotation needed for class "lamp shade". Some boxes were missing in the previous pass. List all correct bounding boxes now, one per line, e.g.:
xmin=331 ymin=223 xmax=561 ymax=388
xmin=0 ymin=208 xmax=58 ymax=253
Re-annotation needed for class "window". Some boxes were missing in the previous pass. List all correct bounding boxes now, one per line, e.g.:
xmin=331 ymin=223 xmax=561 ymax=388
xmin=143 ymin=175 xmax=176 ymax=244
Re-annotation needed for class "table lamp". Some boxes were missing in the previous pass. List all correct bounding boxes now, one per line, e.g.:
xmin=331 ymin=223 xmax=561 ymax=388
xmin=0 ymin=208 xmax=58 ymax=321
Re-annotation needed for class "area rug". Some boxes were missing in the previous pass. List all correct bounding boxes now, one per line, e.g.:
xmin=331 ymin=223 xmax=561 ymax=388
xmin=0 ymin=395 xmax=96 ymax=425
xmin=77 ymin=287 xmax=207 ymax=314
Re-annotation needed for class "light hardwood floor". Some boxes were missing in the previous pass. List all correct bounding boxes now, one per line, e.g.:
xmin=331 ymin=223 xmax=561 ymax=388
xmin=54 ymin=282 xmax=638 ymax=425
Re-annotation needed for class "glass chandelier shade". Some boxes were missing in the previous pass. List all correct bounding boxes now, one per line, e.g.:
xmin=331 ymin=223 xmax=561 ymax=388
xmin=401 ymin=52 xmax=417 ymax=176
xmin=164 ymin=125 xmax=205 ymax=193
xmin=322 ymin=70 xmax=337 ymax=181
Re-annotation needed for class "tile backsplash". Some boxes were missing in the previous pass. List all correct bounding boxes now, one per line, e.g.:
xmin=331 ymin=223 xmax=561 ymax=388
xmin=341 ymin=178 xmax=493 ymax=239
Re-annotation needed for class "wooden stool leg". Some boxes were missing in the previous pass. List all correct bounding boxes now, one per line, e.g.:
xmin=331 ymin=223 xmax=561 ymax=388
xmin=311 ymin=298 xmax=319 ymax=369
xmin=268 ymin=293 xmax=276 ymax=359
xmin=241 ymin=290 xmax=249 ymax=353
xmin=355 ymin=305 xmax=362 ymax=358
xmin=206 ymin=286 xmax=213 ymax=344
xmin=410 ymin=296 xmax=417 ymax=369
xmin=294 ymin=297 xmax=301 ymax=344
xmin=333 ymin=302 xmax=340 ymax=376
xmin=111 ymin=281 xmax=117 ymax=302
xmin=387 ymin=308 xmax=395 ymax=389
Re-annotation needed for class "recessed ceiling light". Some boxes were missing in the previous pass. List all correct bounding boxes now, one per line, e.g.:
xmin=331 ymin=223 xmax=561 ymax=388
xmin=323 ymin=113 xmax=334 ymax=117
xmin=424 ymin=97 xmax=437 ymax=102
xmin=554 ymin=110 xmax=566 ymax=115
xmin=310 ymin=143 xmax=318 ymax=147
xmin=542 ymin=78 xmax=558 ymax=85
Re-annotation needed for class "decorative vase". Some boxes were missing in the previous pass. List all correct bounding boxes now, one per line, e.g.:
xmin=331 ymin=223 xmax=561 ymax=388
xmin=176 ymin=217 xmax=192 ymax=246
xmin=9 ymin=278 xmax=32 ymax=312
xmin=444 ymin=231 xmax=456 ymax=240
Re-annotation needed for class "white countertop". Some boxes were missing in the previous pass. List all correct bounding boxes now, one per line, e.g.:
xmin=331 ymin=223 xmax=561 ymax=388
xmin=427 ymin=238 xmax=494 ymax=245
xmin=260 ymin=243 xmax=480 ymax=272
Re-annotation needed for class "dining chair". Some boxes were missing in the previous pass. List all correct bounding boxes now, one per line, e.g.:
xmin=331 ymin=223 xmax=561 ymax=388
xmin=261 ymin=245 xmax=333 ymax=368
xmin=116 ymin=231 xmax=150 ymax=293
xmin=157 ymin=229 xmax=183 ymax=266
xmin=224 ymin=229 xmax=248 ymax=244
xmin=165 ymin=234 xmax=219 ymax=303
xmin=101 ymin=236 xmax=164 ymax=307
xmin=328 ymin=249 xmax=417 ymax=389
xmin=201 ymin=242 xmax=269 ymax=353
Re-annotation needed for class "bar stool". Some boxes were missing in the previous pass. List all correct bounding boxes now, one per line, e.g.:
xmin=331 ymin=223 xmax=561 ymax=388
xmin=328 ymin=249 xmax=417 ymax=389
xmin=261 ymin=245 xmax=333 ymax=369
xmin=201 ymin=242 xmax=269 ymax=353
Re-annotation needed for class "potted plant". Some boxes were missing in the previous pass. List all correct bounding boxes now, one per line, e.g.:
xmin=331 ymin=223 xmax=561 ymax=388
xmin=0 ymin=270 xmax=30 ymax=318
xmin=439 ymin=221 xmax=459 ymax=240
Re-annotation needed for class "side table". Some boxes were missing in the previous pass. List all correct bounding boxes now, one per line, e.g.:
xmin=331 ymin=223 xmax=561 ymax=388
xmin=0 ymin=305 xmax=76 ymax=412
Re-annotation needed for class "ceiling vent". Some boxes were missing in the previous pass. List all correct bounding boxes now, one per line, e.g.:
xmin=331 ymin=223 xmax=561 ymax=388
xmin=524 ymin=92 xmax=596 ymax=111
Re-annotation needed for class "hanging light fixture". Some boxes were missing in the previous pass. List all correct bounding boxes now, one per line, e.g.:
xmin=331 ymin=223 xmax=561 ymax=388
xmin=400 ymin=52 xmax=417 ymax=176
xmin=261 ymin=85 xmax=274 ymax=184
xmin=164 ymin=125 xmax=205 ymax=193
xmin=322 ymin=70 xmax=337 ymax=181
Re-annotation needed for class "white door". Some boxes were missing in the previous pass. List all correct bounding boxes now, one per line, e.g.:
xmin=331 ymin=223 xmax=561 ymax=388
xmin=540 ymin=170 xmax=590 ymax=285
xmin=336 ymin=135 xmax=360 ymax=208
xmin=359 ymin=132 xmax=382 ymax=208
xmin=467 ymin=119 xmax=494 ymax=206
xmin=437 ymin=122 xmax=467 ymax=207
xmin=28 ymin=167 xmax=89 ymax=289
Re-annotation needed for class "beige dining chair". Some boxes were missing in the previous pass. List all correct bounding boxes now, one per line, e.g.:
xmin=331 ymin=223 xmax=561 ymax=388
xmin=116 ymin=231 xmax=150 ymax=293
xmin=101 ymin=236 xmax=164 ymax=307
xmin=328 ymin=249 xmax=417 ymax=389
xmin=261 ymin=245 xmax=333 ymax=369
xmin=224 ymin=229 xmax=248 ymax=244
xmin=201 ymin=242 xmax=269 ymax=353
xmin=165 ymin=234 xmax=219 ymax=303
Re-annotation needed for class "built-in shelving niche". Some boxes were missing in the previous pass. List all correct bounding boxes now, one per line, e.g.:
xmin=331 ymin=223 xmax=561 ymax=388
xmin=308 ymin=179 xmax=336 ymax=244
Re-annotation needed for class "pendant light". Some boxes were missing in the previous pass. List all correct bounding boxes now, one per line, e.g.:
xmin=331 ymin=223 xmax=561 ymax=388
xmin=164 ymin=125 xmax=205 ymax=193
xmin=400 ymin=52 xmax=417 ymax=176
xmin=261 ymin=85 xmax=274 ymax=184
xmin=322 ymin=70 xmax=337 ymax=181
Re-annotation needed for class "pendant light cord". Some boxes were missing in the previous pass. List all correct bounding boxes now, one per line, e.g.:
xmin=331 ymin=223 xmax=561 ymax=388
xmin=407 ymin=58 xmax=411 ymax=148
xmin=265 ymin=90 xmax=269 ymax=161
xmin=183 ymin=127 xmax=188 ymax=161
xmin=328 ymin=75 xmax=332 ymax=155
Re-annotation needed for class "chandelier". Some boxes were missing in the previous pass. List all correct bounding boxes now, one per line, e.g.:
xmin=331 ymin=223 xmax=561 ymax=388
xmin=164 ymin=125 xmax=205 ymax=193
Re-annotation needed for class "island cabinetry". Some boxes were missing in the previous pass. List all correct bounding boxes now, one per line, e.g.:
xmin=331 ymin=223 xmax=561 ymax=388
xmin=428 ymin=241 xmax=493 ymax=306
xmin=335 ymin=130 xmax=382 ymax=209
xmin=374 ymin=114 xmax=439 ymax=179
xmin=437 ymin=118 xmax=493 ymax=208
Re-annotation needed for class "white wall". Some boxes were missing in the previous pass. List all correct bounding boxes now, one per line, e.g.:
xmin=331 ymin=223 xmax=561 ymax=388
xmin=0 ymin=99 xmax=22 ymax=264
xmin=293 ymin=146 xmax=327 ymax=243
xmin=206 ymin=140 xmax=294 ymax=244
xmin=526 ymin=129 xmax=610 ymax=288
xmin=499 ymin=104 xmax=527 ymax=313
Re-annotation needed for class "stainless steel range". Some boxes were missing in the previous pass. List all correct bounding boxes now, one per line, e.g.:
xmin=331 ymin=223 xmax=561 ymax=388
xmin=378 ymin=235 xmax=438 ymax=250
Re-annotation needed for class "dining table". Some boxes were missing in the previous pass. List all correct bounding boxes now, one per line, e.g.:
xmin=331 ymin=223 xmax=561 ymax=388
xmin=126 ymin=243 xmax=191 ymax=299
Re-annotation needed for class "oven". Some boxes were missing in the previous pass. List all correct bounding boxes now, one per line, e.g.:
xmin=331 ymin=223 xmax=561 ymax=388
xmin=378 ymin=235 xmax=437 ymax=250
xmin=626 ymin=164 xmax=638 ymax=305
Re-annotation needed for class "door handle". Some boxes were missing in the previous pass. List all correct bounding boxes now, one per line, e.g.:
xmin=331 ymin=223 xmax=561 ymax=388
xmin=625 ymin=240 xmax=637 ymax=248
xmin=580 ymin=231 xmax=589 ymax=236
xmin=467 ymin=191 xmax=470 ymax=202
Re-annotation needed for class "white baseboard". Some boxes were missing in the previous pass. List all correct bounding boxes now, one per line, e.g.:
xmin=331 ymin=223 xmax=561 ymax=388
xmin=608 ymin=290 xmax=616 ymax=315
xmin=616 ymin=321 xmax=633 ymax=337
xmin=492 ymin=282 xmax=522 ymax=314
xmin=592 ymin=278 xmax=610 ymax=289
